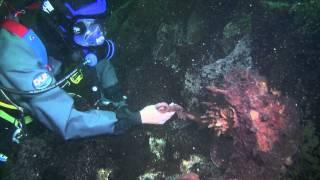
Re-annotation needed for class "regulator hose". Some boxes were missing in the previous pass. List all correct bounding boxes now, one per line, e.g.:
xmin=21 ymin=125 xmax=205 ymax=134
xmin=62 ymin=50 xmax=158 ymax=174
xmin=0 ymin=60 xmax=91 ymax=95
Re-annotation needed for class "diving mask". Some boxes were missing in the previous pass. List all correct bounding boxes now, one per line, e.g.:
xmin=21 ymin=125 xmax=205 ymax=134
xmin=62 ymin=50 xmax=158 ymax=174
xmin=73 ymin=18 xmax=105 ymax=47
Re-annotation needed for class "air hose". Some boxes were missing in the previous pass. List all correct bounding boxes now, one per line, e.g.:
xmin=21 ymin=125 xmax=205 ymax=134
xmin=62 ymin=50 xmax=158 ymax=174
xmin=0 ymin=59 xmax=93 ymax=95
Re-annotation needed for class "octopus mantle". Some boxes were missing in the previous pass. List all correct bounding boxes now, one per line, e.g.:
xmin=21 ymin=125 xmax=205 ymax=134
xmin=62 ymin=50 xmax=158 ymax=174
xmin=203 ymin=69 xmax=301 ymax=179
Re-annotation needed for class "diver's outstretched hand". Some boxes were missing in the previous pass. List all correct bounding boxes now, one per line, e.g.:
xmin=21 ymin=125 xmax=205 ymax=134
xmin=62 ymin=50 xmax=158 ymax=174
xmin=139 ymin=102 xmax=175 ymax=125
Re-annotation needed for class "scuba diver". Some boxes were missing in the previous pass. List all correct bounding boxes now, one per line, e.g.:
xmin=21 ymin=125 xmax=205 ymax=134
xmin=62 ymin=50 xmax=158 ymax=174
xmin=0 ymin=0 xmax=175 ymax=163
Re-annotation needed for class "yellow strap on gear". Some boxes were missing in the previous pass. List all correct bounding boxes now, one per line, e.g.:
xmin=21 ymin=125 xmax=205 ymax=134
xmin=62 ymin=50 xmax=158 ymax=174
xmin=0 ymin=109 xmax=20 ymax=127
xmin=69 ymin=69 xmax=83 ymax=84
xmin=23 ymin=116 xmax=33 ymax=125
xmin=0 ymin=110 xmax=33 ymax=127
xmin=0 ymin=101 xmax=17 ymax=110
xmin=0 ymin=100 xmax=33 ymax=126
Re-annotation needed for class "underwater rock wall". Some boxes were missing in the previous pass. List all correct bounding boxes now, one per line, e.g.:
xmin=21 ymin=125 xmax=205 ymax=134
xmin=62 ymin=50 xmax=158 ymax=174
xmin=183 ymin=36 xmax=252 ymax=108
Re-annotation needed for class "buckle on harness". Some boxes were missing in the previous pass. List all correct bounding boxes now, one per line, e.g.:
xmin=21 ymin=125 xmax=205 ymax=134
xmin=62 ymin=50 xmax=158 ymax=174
xmin=14 ymin=10 xmax=26 ymax=17
xmin=12 ymin=121 xmax=23 ymax=144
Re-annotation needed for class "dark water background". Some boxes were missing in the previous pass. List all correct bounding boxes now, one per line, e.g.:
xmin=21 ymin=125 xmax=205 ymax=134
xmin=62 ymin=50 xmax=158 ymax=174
xmin=1 ymin=0 xmax=320 ymax=179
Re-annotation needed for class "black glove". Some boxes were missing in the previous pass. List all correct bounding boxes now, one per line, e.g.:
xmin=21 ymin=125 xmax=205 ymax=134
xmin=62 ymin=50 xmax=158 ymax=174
xmin=103 ymin=84 xmax=126 ymax=103
xmin=113 ymin=106 xmax=142 ymax=135
xmin=100 ymin=84 xmax=127 ymax=110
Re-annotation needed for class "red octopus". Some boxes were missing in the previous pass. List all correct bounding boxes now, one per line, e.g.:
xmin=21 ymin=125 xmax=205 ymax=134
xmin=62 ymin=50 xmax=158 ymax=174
xmin=159 ymin=68 xmax=301 ymax=179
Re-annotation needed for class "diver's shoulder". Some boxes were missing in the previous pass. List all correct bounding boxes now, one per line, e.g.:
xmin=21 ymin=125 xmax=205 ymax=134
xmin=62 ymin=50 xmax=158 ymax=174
xmin=0 ymin=29 xmax=39 ymax=69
